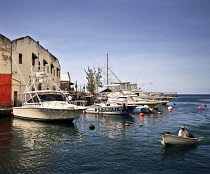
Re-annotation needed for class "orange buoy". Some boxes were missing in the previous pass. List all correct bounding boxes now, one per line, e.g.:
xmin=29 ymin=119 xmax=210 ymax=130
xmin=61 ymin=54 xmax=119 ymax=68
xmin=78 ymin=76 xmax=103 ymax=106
xmin=168 ymin=110 xmax=172 ymax=112
xmin=198 ymin=107 xmax=203 ymax=109
xmin=158 ymin=112 xmax=162 ymax=114
xmin=139 ymin=113 xmax=145 ymax=116
xmin=125 ymin=123 xmax=130 ymax=127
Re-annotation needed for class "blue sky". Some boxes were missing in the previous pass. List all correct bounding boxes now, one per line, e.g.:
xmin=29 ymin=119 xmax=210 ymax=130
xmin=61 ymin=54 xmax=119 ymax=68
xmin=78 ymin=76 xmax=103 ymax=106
xmin=1 ymin=0 xmax=210 ymax=94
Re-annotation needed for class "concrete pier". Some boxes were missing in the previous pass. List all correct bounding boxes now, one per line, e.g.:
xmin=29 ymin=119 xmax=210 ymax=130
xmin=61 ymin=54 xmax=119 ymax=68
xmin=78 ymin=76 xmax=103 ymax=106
xmin=0 ymin=107 xmax=13 ymax=116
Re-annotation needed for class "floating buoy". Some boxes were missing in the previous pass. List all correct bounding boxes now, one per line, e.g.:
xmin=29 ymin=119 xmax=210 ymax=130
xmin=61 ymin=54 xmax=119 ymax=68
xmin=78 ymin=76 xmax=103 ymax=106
xmin=168 ymin=106 xmax=173 ymax=110
xmin=139 ymin=113 xmax=145 ymax=116
xmin=198 ymin=107 xmax=203 ymax=109
xmin=168 ymin=110 xmax=172 ymax=112
xmin=89 ymin=124 xmax=95 ymax=130
xmin=125 ymin=123 xmax=130 ymax=127
xmin=158 ymin=112 xmax=162 ymax=114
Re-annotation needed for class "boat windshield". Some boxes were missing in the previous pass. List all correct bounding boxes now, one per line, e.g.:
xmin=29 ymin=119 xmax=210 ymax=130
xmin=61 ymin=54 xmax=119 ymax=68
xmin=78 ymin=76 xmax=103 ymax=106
xmin=39 ymin=94 xmax=66 ymax=101
xmin=26 ymin=94 xmax=66 ymax=103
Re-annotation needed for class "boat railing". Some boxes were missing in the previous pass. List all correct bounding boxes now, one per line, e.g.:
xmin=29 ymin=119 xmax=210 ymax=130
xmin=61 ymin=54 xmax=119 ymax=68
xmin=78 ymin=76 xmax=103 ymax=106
xmin=68 ymin=100 xmax=87 ymax=106
xmin=24 ymin=102 xmax=42 ymax=106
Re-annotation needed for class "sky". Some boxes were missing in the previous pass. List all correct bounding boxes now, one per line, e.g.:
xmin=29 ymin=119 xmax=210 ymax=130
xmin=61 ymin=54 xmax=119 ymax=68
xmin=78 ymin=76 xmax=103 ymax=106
xmin=1 ymin=0 xmax=210 ymax=94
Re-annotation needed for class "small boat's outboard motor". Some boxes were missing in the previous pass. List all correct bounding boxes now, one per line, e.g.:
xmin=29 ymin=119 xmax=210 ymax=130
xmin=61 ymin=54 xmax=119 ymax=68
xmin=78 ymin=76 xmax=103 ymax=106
xmin=162 ymin=132 xmax=170 ymax=134
xmin=188 ymin=133 xmax=194 ymax=138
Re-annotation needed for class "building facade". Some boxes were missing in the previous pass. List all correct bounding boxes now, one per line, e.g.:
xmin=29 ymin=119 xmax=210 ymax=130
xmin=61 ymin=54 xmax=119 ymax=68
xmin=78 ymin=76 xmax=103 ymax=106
xmin=0 ymin=34 xmax=12 ymax=107
xmin=60 ymin=72 xmax=74 ymax=94
xmin=0 ymin=34 xmax=61 ymax=106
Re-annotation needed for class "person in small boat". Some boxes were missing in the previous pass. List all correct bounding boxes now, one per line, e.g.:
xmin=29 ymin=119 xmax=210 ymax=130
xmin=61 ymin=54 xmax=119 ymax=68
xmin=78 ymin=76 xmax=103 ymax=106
xmin=178 ymin=126 xmax=189 ymax=137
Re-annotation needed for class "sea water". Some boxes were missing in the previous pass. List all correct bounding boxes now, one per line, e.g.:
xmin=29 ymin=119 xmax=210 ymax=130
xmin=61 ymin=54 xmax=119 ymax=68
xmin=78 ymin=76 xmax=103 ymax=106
xmin=0 ymin=95 xmax=210 ymax=174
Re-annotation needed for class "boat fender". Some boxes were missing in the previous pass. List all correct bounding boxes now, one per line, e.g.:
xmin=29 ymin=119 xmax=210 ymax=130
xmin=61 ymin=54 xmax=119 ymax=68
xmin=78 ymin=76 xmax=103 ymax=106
xmin=168 ymin=106 xmax=173 ymax=110
xmin=188 ymin=133 xmax=194 ymax=138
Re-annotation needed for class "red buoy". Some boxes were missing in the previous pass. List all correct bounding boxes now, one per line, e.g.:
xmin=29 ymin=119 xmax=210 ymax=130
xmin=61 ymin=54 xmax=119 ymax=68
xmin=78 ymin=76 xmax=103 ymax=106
xmin=139 ymin=113 xmax=145 ymax=116
xmin=198 ymin=107 xmax=203 ymax=109
xmin=158 ymin=112 xmax=162 ymax=114
xmin=168 ymin=110 xmax=172 ymax=112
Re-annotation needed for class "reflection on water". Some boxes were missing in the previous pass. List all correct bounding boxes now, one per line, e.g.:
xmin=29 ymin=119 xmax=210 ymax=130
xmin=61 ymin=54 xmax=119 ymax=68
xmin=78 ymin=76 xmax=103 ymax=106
xmin=84 ymin=112 xmax=167 ymax=127
xmin=80 ymin=114 xmax=136 ymax=139
xmin=0 ymin=95 xmax=210 ymax=173
xmin=0 ymin=117 xmax=82 ymax=174
xmin=162 ymin=144 xmax=197 ymax=159
xmin=0 ymin=117 xmax=13 ymax=155
xmin=12 ymin=118 xmax=81 ymax=148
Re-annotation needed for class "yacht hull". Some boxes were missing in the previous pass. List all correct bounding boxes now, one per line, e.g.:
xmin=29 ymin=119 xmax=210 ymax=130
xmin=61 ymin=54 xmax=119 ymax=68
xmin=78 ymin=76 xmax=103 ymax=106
xmin=13 ymin=107 xmax=81 ymax=122
xmin=85 ymin=106 xmax=133 ymax=115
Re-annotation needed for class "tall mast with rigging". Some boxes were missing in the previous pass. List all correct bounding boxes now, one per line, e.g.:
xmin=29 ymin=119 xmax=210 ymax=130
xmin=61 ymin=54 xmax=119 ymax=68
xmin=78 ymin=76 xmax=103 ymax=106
xmin=107 ymin=53 xmax=108 ymax=85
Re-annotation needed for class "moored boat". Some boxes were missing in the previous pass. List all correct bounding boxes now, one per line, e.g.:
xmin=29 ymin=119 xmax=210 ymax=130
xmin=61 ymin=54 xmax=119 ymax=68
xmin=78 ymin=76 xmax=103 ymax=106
xmin=133 ymin=105 xmax=150 ymax=113
xmin=85 ymin=102 xmax=134 ymax=115
xmin=13 ymin=71 xmax=86 ymax=122
xmin=161 ymin=133 xmax=198 ymax=145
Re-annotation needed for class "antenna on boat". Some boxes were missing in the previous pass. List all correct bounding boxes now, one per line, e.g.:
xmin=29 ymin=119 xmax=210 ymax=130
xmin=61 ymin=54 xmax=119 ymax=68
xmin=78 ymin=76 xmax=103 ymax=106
xmin=106 ymin=53 xmax=121 ymax=83
xmin=107 ymin=53 xmax=108 ymax=85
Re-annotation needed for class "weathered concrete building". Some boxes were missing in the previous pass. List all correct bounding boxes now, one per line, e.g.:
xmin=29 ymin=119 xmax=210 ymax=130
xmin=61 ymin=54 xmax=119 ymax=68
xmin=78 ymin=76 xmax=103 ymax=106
xmin=0 ymin=34 xmax=61 ymax=107
xmin=0 ymin=34 xmax=12 ymax=107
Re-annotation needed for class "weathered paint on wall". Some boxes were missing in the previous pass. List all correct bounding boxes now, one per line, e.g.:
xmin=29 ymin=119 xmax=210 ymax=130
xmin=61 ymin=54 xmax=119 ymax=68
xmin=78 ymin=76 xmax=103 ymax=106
xmin=0 ymin=34 xmax=61 ymax=106
xmin=12 ymin=36 xmax=61 ymax=104
xmin=0 ymin=34 xmax=11 ymax=74
xmin=0 ymin=74 xmax=12 ymax=106
xmin=0 ymin=34 xmax=12 ymax=106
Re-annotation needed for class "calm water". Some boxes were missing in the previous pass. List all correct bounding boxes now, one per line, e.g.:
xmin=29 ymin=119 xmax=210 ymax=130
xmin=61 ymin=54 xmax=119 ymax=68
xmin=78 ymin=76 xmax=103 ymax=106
xmin=1 ymin=95 xmax=210 ymax=174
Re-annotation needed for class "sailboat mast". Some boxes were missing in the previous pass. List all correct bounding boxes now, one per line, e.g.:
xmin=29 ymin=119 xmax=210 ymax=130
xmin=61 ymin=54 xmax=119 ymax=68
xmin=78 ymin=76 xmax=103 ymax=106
xmin=107 ymin=53 xmax=108 ymax=85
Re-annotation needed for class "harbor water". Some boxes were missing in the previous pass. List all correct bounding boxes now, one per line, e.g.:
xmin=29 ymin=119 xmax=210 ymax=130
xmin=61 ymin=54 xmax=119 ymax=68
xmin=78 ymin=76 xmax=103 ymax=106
xmin=0 ymin=95 xmax=210 ymax=173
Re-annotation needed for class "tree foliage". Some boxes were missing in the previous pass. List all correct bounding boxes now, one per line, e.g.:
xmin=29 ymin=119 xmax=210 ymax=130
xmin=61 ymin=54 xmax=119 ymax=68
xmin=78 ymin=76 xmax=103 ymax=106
xmin=85 ymin=67 xmax=103 ymax=93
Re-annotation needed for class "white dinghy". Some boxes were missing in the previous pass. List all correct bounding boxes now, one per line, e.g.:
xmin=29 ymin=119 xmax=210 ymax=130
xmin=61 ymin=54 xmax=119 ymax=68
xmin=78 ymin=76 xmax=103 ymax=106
xmin=161 ymin=133 xmax=198 ymax=145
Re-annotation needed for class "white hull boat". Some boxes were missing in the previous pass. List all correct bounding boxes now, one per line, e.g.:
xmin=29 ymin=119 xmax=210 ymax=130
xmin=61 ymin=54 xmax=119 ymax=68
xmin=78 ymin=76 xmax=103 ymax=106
xmin=161 ymin=133 xmax=198 ymax=145
xmin=85 ymin=103 xmax=134 ymax=115
xmin=106 ymin=90 xmax=163 ymax=111
xmin=133 ymin=105 xmax=150 ymax=114
xmin=13 ymin=91 xmax=86 ymax=122
xmin=13 ymin=107 xmax=81 ymax=122
xmin=13 ymin=70 xmax=86 ymax=122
